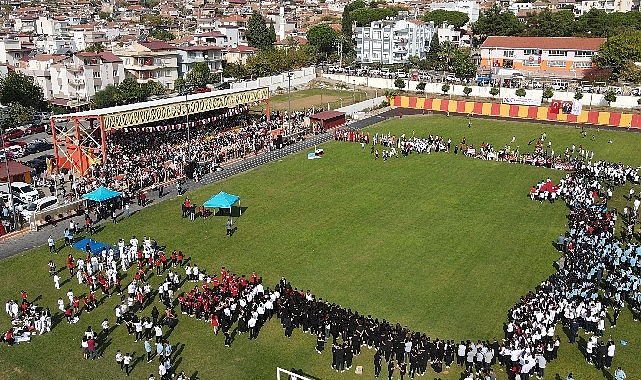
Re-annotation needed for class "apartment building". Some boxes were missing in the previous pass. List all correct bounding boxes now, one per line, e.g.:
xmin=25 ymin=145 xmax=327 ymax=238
xmin=176 ymin=45 xmax=225 ymax=77
xmin=112 ymin=40 xmax=179 ymax=89
xmin=354 ymin=19 xmax=435 ymax=64
xmin=480 ymin=36 xmax=606 ymax=77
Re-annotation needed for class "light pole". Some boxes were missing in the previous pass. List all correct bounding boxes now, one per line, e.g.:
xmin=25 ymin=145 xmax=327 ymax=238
xmin=287 ymin=72 xmax=293 ymax=125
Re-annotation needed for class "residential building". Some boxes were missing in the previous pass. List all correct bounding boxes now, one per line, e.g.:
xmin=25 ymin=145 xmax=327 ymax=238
xmin=0 ymin=38 xmax=33 ymax=66
xmin=574 ymin=0 xmax=639 ymax=15
xmin=428 ymin=0 xmax=480 ymax=23
xmin=177 ymin=45 xmax=224 ymax=78
xmin=112 ymin=40 xmax=179 ymax=89
xmin=480 ymin=36 xmax=606 ymax=77
xmin=436 ymin=22 xmax=470 ymax=47
xmin=224 ymin=45 xmax=258 ymax=65
xmin=354 ymin=19 xmax=435 ymax=65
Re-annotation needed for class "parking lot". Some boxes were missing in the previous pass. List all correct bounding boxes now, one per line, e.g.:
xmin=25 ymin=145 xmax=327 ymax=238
xmin=323 ymin=65 xmax=640 ymax=96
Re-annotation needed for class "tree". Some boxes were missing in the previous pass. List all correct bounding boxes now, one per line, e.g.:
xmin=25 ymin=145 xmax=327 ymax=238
xmin=92 ymin=84 xmax=120 ymax=109
xmin=174 ymin=77 xmax=187 ymax=93
xmin=117 ymin=77 xmax=145 ymax=104
xmin=463 ymin=86 xmax=472 ymax=97
xmin=268 ymin=24 xmax=277 ymax=46
xmin=85 ymin=43 xmax=105 ymax=53
xmin=489 ymin=87 xmax=500 ymax=98
xmin=394 ymin=78 xmax=406 ymax=91
xmin=416 ymin=82 xmax=426 ymax=92
xmin=422 ymin=10 xmax=469 ymax=29
xmin=542 ymin=88 xmax=554 ymax=101
xmin=186 ymin=62 xmax=211 ymax=89
xmin=139 ymin=0 xmax=158 ymax=8
xmin=350 ymin=7 xmax=398 ymax=27
xmin=524 ymin=9 xmax=575 ymax=37
xmin=142 ymin=80 xmax=166 ymax=97
xmin=246 ymin=11 xmax=273 ymax=51
xmin=307 ymin=24 xmax=338 ymax=57
xmin=425 ymin=33 xmax=441 ymax=70
xmin=0 ymin=71 xmax=45 ymax=111
xmin=342 ymin=0 xmax=366 ymax=37
xmin=441 ymin=83 xmax=450 ymax=95
xmin=451 ymin=47 xmax=477 ymax=79
xmin=5 ymin=103 xmax=34 ymax=127
xmin=594 ymin=31 xmax=641 ymax=79
xmin=472 ymin=5 xmax=525 ymax=42
xmin=574 ymin=91 xmax=584 ymax=100
xmin=149 ymin=29 xmax=175 ymax=42
xmin=515 ymin=88 xmax=526 ymax=97
xmin=222 ymin=62 xmax=247 ymax=80
xmin=603 ymin=89 xmax=617 ymax=105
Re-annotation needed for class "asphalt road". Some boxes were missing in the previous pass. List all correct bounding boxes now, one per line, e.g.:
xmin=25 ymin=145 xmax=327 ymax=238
xmin=0 ymin=110 xmax=395 ymax=260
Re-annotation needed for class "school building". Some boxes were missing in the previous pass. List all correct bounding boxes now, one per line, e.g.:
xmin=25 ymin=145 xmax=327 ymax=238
xmin=479 ymin=36 xmax=606 ymax=78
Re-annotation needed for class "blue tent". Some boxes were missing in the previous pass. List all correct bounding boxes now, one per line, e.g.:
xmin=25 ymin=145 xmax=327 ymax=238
xmin=72 ymin=237 xmax=116 ymax=257
xmin=203 ymin=191 xmax=241 ymax=219
xmin=83 ymin=186 xmax=122 ymax=202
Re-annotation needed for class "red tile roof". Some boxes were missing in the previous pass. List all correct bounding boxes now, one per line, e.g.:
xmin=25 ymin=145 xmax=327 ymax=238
xmin=481 ymin=36 xmax=606 ymax=51
xmin=140 ymin=40 xmax=176 ymax=51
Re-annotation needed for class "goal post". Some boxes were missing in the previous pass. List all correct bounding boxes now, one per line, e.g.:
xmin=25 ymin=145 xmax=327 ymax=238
xmin=276 ymin=367 xmax=312 ymax=380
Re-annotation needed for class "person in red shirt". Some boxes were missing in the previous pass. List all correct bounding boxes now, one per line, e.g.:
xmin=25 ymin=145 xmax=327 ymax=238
xmin=67 ymin=254 xmax=75 ymax=276
xmin=211 ymin=314 xmax=219 ymax=335
xmin=177 ymin=251 xmax=184 ymax=267
xmin=155 ymin=259 xmax=162 ymax=276
xmin=20 ymin=290 xmax=27 ymax=302
xmin=250 ymin=272 xmax=257 ymax=284
xmin=171 ymin=251 xmax=177 ymax=268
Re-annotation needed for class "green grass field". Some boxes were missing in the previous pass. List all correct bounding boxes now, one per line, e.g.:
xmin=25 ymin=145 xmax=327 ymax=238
xmin=1 ymin=115 xmax=641 ymax=380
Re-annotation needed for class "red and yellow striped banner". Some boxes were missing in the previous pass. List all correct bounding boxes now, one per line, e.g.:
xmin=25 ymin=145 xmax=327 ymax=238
xmin=392 ymin=96 xmax=641 ymax=129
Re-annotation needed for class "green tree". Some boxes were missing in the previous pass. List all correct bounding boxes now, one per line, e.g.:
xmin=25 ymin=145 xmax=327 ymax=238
xmin=350 ymin=7 xmax=398 ymax=27
xmin=489 ymin=87 xmax=500 ymax=98
xmin=5 ymin=103 xmax=34 ymax=127
xmin=174 ymin=77 xmax=187 ymax=93
xmin=574 ymin=91 xmax=584 ymax=100
xmin=186 ymin=62 xmax=211 ymax=88
xmin=603 ymin=89 xmax=617 ymax=105
xmin=117 ymin=77 xmax=145 ymax=104
xmin=542 ymin=88 xmax=554 ymax=101
xmin=142 ymin=80 xmax=166 ymax=97
xmin=426 ymin=33 xmax=441 ymax=70
xmin=246 ymin=11 xmax=273 ymax=51
xmin=149 ymin=29 xmax=175 ymax=41
xmin=594 ymin=31 xmax=641 ymax=79
xmin=394 ymin=78 xmax=406 ymax=90
xmin=85 ymin=43 xmax=105 ymax=53
xmin=451 ymin=47 xmax=477 ymax=78
xmin=416 ymin=82 xmax=426 ymax=92
xmin=441 ymin=83 xmax=450 ymax=94
xmin=524 ymin=10 xmax=575 ymax=37
xmin=463 ymin=86 xmax=472 ymax=97
xmin=342 ymin=0 xmax=366 ymax=37
xmin=307 ymin=23 xmax=338 ymax=57
xmin=515 ymin=88 xmax=526 ymax=97
xmin=0 ymin=71 xmax=45 ymax=111
xmin=222 ymin=62 xmax=248 ymax=80
xmin=268 ymin=24 xmax=277 ymax=46
xmin=472 ymin=4 xmax=525 ymax=42
xmin=139 ymin=0 xmax=158 ymax=8
xmin=422 ymin=10 xmax=469 ymax=29
xmin=92 ymin=84 xmax=120 ymax=109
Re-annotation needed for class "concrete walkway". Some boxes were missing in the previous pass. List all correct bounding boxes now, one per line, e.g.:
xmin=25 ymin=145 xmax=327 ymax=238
xmin=0 ymin=110 xmax=396 ymax=260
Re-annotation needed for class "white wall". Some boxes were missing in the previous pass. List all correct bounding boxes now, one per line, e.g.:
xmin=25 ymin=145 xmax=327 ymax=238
xmin=337 ymin=96 xmax=387 ymax=116
xmin=231 ymin=66 xmax=317 ymax=93
xmin=325 ymin=73 xmax=641 ymax=110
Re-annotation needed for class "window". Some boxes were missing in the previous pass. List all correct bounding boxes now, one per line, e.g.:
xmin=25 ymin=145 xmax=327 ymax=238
xmin=548 ymin=60 xmax=567 ymax=67
xmin=503 ymin=59 xmax=513 ymax=69
xmin=573 ymin=61 xmax=593 ymax=68
xmin=93 ymin=71 xmax=100 ymax=78
xmin=523 ymin=59 xmax=540 ymax=67
xmin=503 ymin=50 xmax=514 ymax=58
xmin=523 ymin=49 xmax=542 ymax=56
xmin=575 ymin=50 xmax=593 ymax=57
xmin=548 ymin=50 xmax=567 ymax=56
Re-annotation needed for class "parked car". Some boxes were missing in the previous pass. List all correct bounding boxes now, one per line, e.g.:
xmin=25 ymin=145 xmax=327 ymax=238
xmin=0 ymin=192 xmax=26 ymax=212
xmin=10 ymin=181 xmax=40 ymax=203
xmin=581 ymin=85 xmax=594 ymax=93
xmin=6 ymin=144 xmax=24 ymax=158
xmin=23 ymin=158 xmax=46 ymax=173
xmin=3 ymin=140 xmax=26 ymax=148
xmin=24 ymin=124 xmax=46 ymax=135
xmin=24 ymin=141 xmax=53 ymax=155
xmin=20 ymin=195 xmax=58 ymax=220
xmin=445 ymin=74 xmax=460 ymax=83
xmin=631 ymin=87 xmax=641 ymax=96
xmin=396 ymin=70 xmax=408 ymax=78
xmin=2 ymin=128 xmax=24 ymax=140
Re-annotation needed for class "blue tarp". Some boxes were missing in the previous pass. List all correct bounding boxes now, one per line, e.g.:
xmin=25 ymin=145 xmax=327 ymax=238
xmin=82 ymin=186 xmax=122 ymax=202
xmin=72 ymin=237 xmax=115 ymax=256
xmin=203 ymin=191 xmax=240 ymax=209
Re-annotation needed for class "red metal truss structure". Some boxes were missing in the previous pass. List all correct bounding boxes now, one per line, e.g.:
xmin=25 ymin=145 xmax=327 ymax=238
xmin=51 ymin=87 xmax=271 ymax=176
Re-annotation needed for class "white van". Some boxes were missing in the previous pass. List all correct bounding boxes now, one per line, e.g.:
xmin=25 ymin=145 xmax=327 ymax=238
xmin=11 ymin=181 xmax=40 ymax=203
xmin=20 ymin=195 xmax=58 ymax=220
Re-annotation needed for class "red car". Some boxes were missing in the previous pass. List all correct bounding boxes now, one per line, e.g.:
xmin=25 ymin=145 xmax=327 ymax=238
xmin=3 ymin=140 xmax=26 ymax=148
xmin=24 ymin=124 xmax=45 ymax=135
xmin=2 ymin=128 xmax=24 ymax=140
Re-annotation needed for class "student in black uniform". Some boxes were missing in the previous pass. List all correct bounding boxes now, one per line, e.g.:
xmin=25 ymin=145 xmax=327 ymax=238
xmin=374 ymin=350 xmax=382 ymax=379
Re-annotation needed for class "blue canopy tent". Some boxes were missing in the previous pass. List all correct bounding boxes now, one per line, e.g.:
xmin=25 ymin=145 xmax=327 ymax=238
xmin=82 ymin=186 xmax=122 ymax=202
xmin=203 ymin=191 xmax=241 ymax=220
xmin=72 ymin=237 xmax=117 ymax=257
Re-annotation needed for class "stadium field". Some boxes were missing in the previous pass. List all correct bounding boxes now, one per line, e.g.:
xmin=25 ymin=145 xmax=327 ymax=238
xmin=0 ymin=114 xmax=640 ymax=380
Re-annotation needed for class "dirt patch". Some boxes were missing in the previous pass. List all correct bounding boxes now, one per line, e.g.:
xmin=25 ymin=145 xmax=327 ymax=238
xmin=269 ymin=95 xmax=342 ymax=111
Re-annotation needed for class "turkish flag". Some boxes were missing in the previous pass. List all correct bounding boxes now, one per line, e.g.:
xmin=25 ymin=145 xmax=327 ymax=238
xmin=550 ymin=100 xmax=561 ymax=114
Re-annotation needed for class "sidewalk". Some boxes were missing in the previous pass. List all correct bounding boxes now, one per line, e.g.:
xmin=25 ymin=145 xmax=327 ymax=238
xmin=0 ymin=111 xmax=392 ymax=260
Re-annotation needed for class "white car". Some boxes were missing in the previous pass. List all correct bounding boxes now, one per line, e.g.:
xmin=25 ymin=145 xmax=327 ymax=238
xmin=11 ymin=181 xmax=40 ymax=203
xmin=0 ymin=192 xmax=26 ymax=212
xmin=20 ymin=195 xmax=58 ymax=220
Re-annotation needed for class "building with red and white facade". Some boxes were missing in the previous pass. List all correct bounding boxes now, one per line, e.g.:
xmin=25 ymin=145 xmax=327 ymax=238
xmin=480 ymin=36 xmax=606 ymax=78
